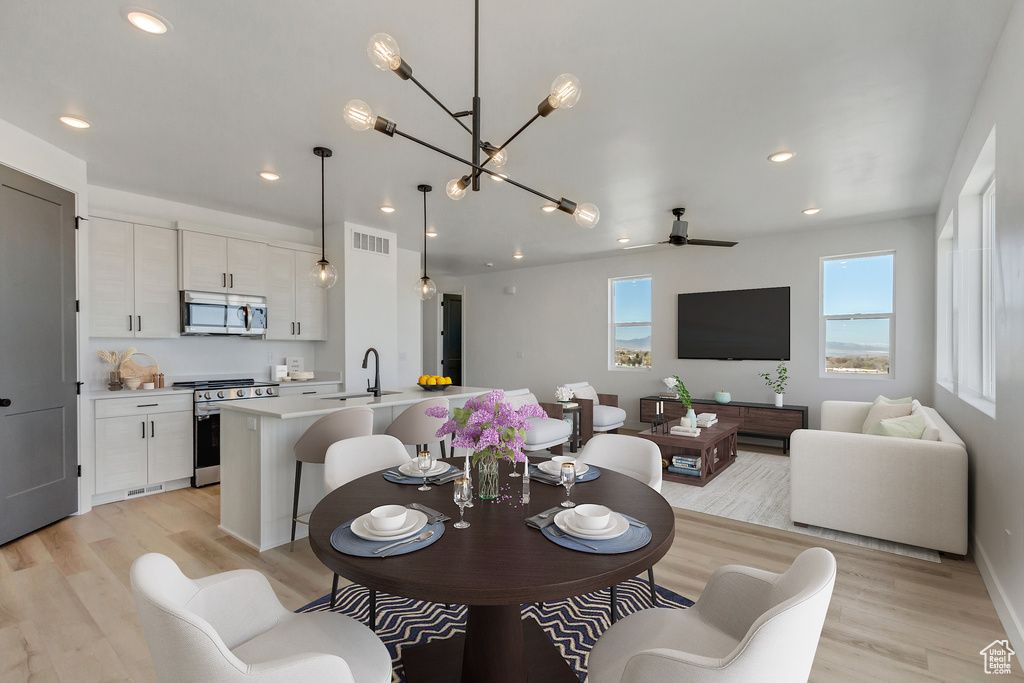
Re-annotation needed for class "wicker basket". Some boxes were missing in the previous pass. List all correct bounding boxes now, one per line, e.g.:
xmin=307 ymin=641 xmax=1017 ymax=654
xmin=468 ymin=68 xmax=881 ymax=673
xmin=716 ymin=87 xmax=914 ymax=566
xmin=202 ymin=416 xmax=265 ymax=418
xmin=120 ymin=353 xmax=160 ymax=384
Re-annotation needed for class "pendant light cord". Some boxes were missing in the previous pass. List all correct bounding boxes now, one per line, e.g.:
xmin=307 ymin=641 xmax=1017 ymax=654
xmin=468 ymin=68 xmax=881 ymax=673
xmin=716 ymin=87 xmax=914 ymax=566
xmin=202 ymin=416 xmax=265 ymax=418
xmin=320 ymin=153 xmax=326 ymax=261
xmin=422 ymin=188 xmax=428 ymax=278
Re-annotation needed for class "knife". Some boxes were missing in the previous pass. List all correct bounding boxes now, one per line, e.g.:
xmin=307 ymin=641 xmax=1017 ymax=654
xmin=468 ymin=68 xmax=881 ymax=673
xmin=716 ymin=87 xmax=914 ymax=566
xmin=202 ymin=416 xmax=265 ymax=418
xmin=377 ymin=530 xmax=434 ymax=557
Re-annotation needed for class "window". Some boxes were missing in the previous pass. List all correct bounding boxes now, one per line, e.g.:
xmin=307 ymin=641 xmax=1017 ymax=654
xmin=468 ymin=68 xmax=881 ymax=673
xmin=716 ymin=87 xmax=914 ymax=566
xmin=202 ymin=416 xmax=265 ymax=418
xmin=610 ymin=276 xmax=651 ymax=369
xmin=821 ymin=252 xmax=894 ymax=376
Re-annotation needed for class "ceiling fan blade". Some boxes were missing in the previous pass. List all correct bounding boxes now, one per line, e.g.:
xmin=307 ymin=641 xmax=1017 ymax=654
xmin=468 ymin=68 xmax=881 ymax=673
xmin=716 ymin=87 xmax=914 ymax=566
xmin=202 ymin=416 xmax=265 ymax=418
xmin=622 ymin=241 xmax=668 ymax=250
xmin=686 ymin=238 xmax=738 ymax=247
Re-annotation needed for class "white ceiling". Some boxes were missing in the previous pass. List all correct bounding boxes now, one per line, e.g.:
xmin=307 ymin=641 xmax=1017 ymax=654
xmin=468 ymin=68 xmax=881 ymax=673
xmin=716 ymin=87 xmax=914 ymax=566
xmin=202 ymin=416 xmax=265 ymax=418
xmin=0 ymin=0 xmax=1013 ymax=275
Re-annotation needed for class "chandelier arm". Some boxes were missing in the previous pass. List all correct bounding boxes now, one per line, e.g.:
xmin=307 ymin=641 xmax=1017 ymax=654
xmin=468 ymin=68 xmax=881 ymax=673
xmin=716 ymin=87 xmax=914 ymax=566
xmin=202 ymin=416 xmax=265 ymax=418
xmin=407 ymin=74 xmax=473 ymax=135
xmin=468 ymin=111 xmax=542 ymax=183
xmin=392 ymin=128 xmax=560 ymax=204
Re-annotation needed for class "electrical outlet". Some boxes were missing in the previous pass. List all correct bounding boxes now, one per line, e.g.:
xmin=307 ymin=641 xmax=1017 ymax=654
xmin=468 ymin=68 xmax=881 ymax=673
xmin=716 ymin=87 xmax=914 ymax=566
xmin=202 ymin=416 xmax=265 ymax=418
xmin=399 ymin=352 xmax=407 ymax=361
xmin=246 ymin=417 xmax=257 ymax=430
xmin=267 ymin=352 xmax=275 ymax=363
xmin=517 ymin=350 xmax=525 ymax=359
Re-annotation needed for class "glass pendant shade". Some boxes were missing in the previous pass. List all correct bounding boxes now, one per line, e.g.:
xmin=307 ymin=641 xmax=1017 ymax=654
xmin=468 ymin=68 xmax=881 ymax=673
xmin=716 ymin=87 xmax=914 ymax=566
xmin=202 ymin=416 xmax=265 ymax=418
xmin=489 ymin=147 xmax=507 ymax=167
xmin=311 ymin=259 xmax=338 ymax=289
xmin=343 ymin=100 xmax=376 ymax=131
xmin=549 ymin=73 xmax=582 ymax=109
xmin=418 ymin=275 xmax=436 ymax=300
xmin=574 ymin=202 xmax=600 ymax=228
xmin=446 ymin=177 xmax=468 ymax=200
xmin=367 ymin=33 xmax=402 ymax=71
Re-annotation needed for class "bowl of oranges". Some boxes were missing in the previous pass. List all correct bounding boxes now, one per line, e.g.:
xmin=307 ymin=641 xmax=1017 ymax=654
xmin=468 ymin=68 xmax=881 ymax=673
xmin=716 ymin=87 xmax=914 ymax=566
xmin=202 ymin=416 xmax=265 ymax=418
xmin=418 ymin=375 xmax=453 ymax=391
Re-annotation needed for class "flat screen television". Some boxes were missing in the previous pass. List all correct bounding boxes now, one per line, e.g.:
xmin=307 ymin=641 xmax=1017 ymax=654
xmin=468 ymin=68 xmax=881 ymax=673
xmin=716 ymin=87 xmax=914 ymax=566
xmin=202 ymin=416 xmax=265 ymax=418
xmin=677 ymin=286 xmax=790 ymax=360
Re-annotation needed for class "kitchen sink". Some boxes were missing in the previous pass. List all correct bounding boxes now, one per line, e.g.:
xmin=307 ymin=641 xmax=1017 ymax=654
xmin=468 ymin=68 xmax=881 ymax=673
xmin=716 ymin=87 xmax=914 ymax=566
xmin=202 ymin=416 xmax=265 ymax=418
xmin=329 ymin=390 xmax=403 ymax=401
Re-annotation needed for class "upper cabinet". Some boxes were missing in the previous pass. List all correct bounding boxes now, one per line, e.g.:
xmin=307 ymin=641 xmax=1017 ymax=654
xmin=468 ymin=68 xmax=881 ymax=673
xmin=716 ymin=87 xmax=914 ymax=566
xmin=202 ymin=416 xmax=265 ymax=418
xmin=265 ymin=247 xmax=326 ymax=340
xmin=89 ymin=218 xmax=179 ymax=338
xmin=180 ymin=231 xmax=266 ymax=296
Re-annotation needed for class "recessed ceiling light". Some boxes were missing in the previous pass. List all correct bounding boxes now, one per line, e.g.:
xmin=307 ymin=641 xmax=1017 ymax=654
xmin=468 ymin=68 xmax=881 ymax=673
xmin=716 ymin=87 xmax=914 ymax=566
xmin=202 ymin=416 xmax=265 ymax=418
xmin=380 ymin=206 xmax=395 ymax=213
xmin=59 ymin=116 xmax=91 ymax=129
xmin=485 ymin=262 xmax=494 ymax=267
xmin=541 ymin=204 xmax=557 ymax=213
xmin=425 ymin=230 xmax=437 ymax=237
xmin=768 ymin=151 xmax=794 ymax=163
xmin=513 ymin=253 xmax=524 ymax=259
xmin=259 ymin=172 xmax=280 ymax=181
xmin=125 ymin=9 xmax=171 ymax=34
xmin=802 ymin=207 xmax=820 ymax=215
xmin=617 ymin=237 xmax=630 ymax=244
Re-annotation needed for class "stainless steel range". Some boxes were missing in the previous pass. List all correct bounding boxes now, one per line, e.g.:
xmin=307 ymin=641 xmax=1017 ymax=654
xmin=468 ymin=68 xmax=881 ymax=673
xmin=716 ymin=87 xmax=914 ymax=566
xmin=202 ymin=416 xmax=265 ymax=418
xmin=173 ymin=378 xmax=278 ymax=487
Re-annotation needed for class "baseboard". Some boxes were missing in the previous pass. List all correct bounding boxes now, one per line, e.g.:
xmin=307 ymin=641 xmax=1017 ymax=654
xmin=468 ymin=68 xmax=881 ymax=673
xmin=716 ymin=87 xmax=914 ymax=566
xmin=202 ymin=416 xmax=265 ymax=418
xmin=973 ymin=534 xmax=1024 ymax=653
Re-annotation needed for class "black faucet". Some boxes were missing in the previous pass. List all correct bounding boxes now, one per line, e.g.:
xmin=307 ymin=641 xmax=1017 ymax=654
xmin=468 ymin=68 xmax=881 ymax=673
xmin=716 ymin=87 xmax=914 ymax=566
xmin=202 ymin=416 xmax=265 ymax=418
xmin=362 ymin=347 xmax=381 ymax=397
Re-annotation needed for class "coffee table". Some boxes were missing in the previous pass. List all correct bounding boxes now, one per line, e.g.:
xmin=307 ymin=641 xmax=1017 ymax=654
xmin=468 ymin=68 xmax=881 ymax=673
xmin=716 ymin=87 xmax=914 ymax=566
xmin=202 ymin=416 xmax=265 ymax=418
xmin=638 ymin=418 xmax=740 ymax=486
xmin=308 ymin=457 xmax=675 ymax=683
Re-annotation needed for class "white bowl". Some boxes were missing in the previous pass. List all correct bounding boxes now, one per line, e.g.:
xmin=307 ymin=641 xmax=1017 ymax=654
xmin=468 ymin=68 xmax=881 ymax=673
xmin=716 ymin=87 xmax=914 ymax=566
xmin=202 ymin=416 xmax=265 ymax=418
xmin=573 ymin=504 xmax=611 ymax=530
xmin=369 ymin=505 xmax=408 ymax=532
xmin=123 ymin=376 xmax=142 ymax=390
xmin=551 ymin=455 xmax=576 ymax=468
xmin=142 ymin=382 xmax=155 ymax=390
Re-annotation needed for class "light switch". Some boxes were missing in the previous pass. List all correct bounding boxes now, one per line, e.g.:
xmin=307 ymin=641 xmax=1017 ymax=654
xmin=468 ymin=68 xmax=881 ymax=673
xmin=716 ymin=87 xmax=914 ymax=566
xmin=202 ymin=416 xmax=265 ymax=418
xmin=247 ymin=417 xmax=257 ymax=430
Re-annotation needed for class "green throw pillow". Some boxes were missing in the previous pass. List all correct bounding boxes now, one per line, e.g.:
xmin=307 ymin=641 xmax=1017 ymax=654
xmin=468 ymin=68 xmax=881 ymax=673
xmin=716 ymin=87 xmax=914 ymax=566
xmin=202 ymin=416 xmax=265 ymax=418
xmin=868 ymin=414 xmax=926 ymax=439
xmin=873 ymin=395 xmax=913 ymax=405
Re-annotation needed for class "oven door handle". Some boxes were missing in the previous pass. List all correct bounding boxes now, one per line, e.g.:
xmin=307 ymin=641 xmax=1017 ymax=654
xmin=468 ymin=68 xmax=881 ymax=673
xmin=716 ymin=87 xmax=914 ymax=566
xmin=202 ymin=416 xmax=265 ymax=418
xmin=196 ymin=404 xmax=221 ymax=415
xmin=244 ymin=303 xmax=252 ymax=332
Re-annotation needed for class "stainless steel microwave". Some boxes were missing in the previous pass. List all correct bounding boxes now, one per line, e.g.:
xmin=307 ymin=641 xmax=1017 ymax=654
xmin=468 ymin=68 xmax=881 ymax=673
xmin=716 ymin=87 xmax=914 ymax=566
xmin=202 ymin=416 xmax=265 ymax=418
xmin=180 ymin=291 xmax=268 ymax=336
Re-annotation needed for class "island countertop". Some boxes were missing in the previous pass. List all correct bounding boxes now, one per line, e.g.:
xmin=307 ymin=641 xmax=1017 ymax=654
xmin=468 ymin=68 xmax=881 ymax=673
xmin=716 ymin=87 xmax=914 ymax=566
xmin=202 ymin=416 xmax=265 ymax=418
xmin=218 ymin=385 xmax=495 ymax=419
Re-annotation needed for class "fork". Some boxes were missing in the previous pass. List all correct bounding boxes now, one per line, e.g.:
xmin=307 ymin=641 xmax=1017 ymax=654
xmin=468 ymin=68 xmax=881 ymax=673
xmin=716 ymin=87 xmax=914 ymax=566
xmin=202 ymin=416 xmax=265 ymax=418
xmin=549 ymin=527 xmax=599 ymax=550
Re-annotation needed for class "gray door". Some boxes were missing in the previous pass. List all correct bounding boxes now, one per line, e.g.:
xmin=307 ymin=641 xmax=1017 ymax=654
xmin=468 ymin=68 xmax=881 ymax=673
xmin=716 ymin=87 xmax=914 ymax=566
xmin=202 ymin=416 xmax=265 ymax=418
xmin=0 ymin=163 xmax=78 ymax=546
xmin=441 ymin=294 xmax=462 ymax=386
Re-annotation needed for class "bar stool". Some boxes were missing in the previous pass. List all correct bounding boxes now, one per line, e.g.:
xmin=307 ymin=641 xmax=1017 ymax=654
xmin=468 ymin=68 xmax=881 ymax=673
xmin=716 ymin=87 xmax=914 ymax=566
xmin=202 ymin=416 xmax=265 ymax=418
xmin=385 ymin=397 xmax=450 ymax=458
xmin=291 ymin=406 xmax=374 ymax=549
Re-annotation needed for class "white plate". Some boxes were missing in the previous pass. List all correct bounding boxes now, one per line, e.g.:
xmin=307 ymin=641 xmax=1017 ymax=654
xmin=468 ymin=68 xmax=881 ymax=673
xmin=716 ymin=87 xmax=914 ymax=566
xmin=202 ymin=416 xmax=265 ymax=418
xmin=350 ymin=509 xmax=428 ymax=540
xmin=538 ymin=460 xmax=589 ymax=476
xmin=554 ymin=509 xmax=629 ymax=540
xmin=398 ymin=461 xmax=450 ymax=477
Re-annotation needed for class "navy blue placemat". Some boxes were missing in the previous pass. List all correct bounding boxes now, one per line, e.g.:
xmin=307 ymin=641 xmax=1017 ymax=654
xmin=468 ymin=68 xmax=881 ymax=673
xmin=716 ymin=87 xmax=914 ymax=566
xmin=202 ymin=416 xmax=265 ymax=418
xmin=540 ymin=514 xmax=651 ymax=554
xmin=527 ymin=463 xmax=601 ymax=486
xmin=330 ymin=519 xmax=445 ymax=557
xmin=381 ymin=463 xmax=458 ymax=485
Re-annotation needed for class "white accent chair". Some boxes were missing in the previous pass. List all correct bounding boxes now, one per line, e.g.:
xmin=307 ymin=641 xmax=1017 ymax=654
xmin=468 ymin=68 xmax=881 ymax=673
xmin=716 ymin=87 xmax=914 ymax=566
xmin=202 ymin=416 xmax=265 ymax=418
xmin=586 ymin=548 xmax=837 ymax=683
xmin=324 ymin=434 xmax=413 ymax=621
xmin=563 ymin=381 xmax=627 ymax=444
xmin=385 ymin=397 xmax=450 ymax=458
xmin=576 ymin=434 xmax=664 ymax=621
xmin=130 ymin=553 xmax=393 ymax=683
xmin=505 ymin=388 xmax=571 ymax=454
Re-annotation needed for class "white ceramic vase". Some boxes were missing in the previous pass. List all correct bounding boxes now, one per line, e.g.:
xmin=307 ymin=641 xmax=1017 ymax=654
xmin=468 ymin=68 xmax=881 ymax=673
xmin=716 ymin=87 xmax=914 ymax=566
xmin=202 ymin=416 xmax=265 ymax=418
xmin=775 ymin=393 xmax=784 ymax=407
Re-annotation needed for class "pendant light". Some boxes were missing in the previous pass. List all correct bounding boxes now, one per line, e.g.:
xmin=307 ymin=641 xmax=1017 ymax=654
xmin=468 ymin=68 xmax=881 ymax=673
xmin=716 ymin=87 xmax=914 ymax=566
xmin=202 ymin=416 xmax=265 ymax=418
xmin=417 ymin=184 xmax=436 ymax=300
xmin=311 ymin=146 xmax=338 ymax=289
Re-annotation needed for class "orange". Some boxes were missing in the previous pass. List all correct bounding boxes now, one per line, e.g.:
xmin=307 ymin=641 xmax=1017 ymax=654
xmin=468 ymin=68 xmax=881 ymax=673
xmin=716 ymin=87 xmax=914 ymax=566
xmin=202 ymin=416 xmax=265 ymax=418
xmin=426 ymin=376 xmax=438 ymax=385
xmin=418 ymin=375 xmax=430 ymax=384
xmin=443 ymin=377 xmax=452 ymax=384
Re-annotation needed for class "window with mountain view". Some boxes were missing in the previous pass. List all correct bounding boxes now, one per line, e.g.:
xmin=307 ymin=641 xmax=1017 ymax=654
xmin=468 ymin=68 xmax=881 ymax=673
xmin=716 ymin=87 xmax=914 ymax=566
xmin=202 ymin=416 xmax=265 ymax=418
xmin=821 ymin=252 xmax=894 ymax=376
xmin=610 ymin=276 xmax=652 ymax=369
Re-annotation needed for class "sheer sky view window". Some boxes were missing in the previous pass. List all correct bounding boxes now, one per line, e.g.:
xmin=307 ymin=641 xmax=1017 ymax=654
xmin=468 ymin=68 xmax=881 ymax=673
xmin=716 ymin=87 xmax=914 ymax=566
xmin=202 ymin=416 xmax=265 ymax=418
xmin=822 ymin=253 xmax=893 ymax=375
xmin=611 ymin=276 xmax=652 ymax=369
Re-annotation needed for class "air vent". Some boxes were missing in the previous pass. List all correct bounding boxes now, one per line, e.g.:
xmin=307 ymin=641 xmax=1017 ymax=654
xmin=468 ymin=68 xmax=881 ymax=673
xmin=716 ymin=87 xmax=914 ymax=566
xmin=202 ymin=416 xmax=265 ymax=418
xmin=125 ymin=483 xmax=165 ymax=500
xmin=352 ymin=231 xmax=390 ymax=255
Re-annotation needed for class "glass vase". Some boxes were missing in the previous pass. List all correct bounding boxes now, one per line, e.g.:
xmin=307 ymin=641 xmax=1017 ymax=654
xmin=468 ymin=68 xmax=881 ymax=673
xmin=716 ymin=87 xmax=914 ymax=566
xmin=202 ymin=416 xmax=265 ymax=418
xmin=477 ymin=454 xmax=500 ymax=500
xmin=108 ymin=370 xmax=123 ymax=391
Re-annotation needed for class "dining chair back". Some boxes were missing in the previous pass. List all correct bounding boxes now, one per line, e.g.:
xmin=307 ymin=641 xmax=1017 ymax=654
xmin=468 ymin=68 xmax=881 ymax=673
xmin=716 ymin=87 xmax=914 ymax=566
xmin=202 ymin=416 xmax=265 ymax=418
xmin=130 ymin=553 xmax=393 ymax=683
xmin=384 ymin=397 xmax=450 ymax=457
xmin=587 ymin=547 xmax=837 ymax=683
xmin=576 ymin=433 xmax=663 ymax=493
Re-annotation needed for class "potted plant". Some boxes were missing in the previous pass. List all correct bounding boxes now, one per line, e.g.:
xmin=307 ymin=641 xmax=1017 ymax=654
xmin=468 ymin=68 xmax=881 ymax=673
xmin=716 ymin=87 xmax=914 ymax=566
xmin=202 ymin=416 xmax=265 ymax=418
xmin=759 ymin=360 xmax=789 ymax=407
xmin=669 ymin=375 xmax=697 ymax=427
xmin=97 ymin=347 xmax=136 ymax=391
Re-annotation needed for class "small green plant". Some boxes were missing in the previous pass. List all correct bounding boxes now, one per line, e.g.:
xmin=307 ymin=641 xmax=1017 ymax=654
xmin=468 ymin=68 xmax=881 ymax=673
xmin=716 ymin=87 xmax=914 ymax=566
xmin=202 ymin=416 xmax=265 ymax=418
xmin=759 ymin=360 xmax=789 ymax=395
xmin=672 ymin=375 xmax=692 ymax=409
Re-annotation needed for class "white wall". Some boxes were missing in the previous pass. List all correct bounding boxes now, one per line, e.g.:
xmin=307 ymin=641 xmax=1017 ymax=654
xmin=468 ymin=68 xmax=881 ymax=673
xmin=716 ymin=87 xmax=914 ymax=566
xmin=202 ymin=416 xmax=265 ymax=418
xmin=397 ymin=249 xmax=424 ymax=383
xmin=343 ymin=222 xmax=399 ymax=393
xmin=436 ymin=214 xmax=936 ymax=431
xmin=933 ymin=1 xmax=1024 ymax=652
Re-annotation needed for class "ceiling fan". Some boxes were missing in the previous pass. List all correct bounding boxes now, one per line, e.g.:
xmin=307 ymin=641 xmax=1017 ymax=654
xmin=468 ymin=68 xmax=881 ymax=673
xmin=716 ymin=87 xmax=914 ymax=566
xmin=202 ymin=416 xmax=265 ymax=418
xmin=624 ymin=208 xmax=738 ymax=250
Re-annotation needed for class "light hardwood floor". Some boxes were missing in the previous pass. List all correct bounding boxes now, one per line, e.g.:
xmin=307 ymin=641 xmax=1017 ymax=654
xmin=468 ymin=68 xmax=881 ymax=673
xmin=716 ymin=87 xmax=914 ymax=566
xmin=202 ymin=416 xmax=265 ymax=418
xmin=1 ymin=483 xmax=1020 ymax=682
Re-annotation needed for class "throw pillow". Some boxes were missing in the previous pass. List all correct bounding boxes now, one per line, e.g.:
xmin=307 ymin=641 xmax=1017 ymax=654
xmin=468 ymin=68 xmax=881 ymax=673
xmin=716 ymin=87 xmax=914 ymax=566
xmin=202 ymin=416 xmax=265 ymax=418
xmin=862 ymin=400 xmax=913 ymax=433
xmin=571 ymin=384 xmax=600 ymax=405
xmin=912 ymin=405 xmax=941 ymax=441
xmin=874 ymin=395 xmax=913 ymax=405
xmin=868 ymin=414 xmax=927 ymax=440
xmin=507 ymin=392 xmax=539 ymax=411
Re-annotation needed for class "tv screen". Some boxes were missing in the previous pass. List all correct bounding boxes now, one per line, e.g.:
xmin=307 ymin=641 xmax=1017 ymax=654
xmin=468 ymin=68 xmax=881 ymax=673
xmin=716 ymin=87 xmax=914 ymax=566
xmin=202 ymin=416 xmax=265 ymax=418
xmin=677 ymin=286 xmax=790 ymax=360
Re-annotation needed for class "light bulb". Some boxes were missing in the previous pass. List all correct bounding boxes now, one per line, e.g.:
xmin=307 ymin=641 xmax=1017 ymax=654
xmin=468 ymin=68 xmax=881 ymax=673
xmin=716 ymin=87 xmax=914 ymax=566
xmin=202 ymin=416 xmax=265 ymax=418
xmin=343 ymin=100 xmax=376 ymax=131
xmin=367 ymin=33 xmax=402 ymax=71
xmin=446 ymin=177 xmax=467 ymax=200
xmin=418 ymin=276 xmax=436 ymax=300
xmin=549 ymin=73 xmax=582 ymax=109
xmin=310 ymin=260 xmax=338 ymax=289
xmin=489 ymin=147 xmax=507 ymax=167
xmin=126 ymin=10 xmax=170 ymax=34
xmin=574 ymin=202 xmax=599 ymax=228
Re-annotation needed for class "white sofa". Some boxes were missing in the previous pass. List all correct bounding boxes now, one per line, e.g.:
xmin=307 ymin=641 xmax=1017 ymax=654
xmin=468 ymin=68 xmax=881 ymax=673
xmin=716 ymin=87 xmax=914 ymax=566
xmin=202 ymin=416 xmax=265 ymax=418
xmin=563 ymin=381 xmax=627 ymax=444
xmin=790 ymin=400 xmax=968 ymax=556
xmin=505 ymin=388 xmax=572 ymax=453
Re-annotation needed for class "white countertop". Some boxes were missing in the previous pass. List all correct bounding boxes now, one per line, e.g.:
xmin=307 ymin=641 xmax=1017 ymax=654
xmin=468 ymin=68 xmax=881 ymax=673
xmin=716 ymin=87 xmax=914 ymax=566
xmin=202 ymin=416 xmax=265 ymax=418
xmin=219 ymin=385 xmax=495 ymax=419
xmin=86 ymin=386 xmax=186 ymax=400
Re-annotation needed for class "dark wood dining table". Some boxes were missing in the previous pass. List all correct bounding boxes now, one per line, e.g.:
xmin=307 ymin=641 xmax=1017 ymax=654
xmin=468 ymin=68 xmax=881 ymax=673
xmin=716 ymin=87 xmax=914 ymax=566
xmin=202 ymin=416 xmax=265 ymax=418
xmin=308 ymin=456 xmax=675 ymax=683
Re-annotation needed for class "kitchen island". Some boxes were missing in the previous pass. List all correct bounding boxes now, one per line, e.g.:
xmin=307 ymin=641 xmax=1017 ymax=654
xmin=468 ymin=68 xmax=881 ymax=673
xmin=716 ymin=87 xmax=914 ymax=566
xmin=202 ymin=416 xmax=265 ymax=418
xmin=218 ymin=385 xmax=494 ymax=551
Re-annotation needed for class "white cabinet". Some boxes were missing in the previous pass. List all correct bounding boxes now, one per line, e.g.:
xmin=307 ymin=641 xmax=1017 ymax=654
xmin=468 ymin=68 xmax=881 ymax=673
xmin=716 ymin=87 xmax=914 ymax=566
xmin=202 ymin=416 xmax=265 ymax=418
xmin=89 ymin=218 xmax=179 ymax=338
xmin=180 ymin=231 xmax=266 ymax=296
xmin=95 ymin=394 xmax=193 ymax=495
xmin=265 ymin=247 xmax=325 ymax=340
xmin=277 ymin=382 xmax=343 ymax=396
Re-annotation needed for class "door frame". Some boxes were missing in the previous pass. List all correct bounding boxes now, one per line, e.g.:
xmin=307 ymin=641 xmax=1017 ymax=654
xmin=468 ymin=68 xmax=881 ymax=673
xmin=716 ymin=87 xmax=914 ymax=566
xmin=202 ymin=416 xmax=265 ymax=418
xmin=436 ymin=287 xmax=466 ymax=386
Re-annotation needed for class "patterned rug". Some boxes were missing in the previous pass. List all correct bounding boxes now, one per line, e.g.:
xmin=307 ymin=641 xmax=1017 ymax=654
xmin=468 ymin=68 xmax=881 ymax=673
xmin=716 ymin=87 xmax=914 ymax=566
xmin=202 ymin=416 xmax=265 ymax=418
xmin=659 ymin=449 xmax=941 ymax=563
xmin=297 ymin=577 xmax=693 ymax=682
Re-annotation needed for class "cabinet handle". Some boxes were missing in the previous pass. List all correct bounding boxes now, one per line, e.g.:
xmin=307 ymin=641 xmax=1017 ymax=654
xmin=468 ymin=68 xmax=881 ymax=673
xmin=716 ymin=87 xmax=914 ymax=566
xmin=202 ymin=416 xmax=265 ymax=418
xmin=151 ymin=420 xmax=155 ymax=438
xmin=229 ymin=273 xmax=234 ymax=288
xmin=223 ymin=272 xmax=227 ymax=287
xmin=137 ymin=315 xmax=142 ymax=332
xmin=128 ymin=315 xmax=133 ymax=331
xmin=291 ymin=322 xmax=295 ymax=335
xmin=136 ymin=404 xmax=158 ymax=407
xmin=142 ymin=421 xmax=146 ymax=439
xmin=297 ymin=321 xmax=301 ymax=335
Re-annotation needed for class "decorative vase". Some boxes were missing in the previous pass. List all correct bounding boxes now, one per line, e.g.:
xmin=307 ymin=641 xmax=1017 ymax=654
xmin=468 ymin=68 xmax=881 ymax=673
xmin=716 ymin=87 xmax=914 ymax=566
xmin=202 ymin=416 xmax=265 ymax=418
xmin=477 ymin=454 xmax=500 ymax=500
xmin=775 ymin=393 xmax=784 ymax=407
xmin=714 ymin=390 xmax=731 ymax=404
xmin=108 ymin=370 xmax=123 ymax=391
xmin=685 ymin=407 xmax=697 ymax=428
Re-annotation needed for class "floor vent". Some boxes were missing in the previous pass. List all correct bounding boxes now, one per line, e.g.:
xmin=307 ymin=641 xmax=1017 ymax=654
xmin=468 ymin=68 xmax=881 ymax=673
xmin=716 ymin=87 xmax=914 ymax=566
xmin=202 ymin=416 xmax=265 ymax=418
xmin=125 ymin=483 xmax=165 ymax=500
xmin=352 ymin=231 xmax=390 ymax=256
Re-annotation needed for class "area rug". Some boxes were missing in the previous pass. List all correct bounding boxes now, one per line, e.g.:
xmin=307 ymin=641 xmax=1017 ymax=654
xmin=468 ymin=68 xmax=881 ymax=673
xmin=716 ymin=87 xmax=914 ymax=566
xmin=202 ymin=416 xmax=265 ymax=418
xmin=297 ymin=577 xmax=693 ymax=682
xmin=660 ymin=449 xmax=941 ymax=563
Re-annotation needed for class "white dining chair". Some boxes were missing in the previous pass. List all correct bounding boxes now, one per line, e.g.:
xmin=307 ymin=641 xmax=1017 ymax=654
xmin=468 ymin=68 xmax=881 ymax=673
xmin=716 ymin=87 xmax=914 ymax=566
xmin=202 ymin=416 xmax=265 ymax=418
xmin=586 ymin=548 xmax=837 ymax=683
xmin=385 ymin=397 xmax=450 ymax=457
xmin=576 ymin=434 xmax=664 ymax=621
xmin=130 ymin=553 xmax=393 ymax=683
xmin=324 ymin=434 xmax=413 ymax=624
